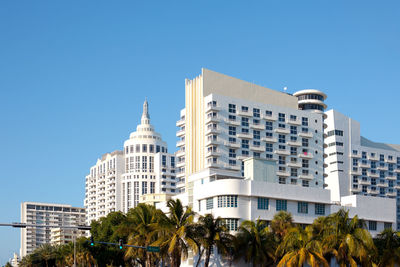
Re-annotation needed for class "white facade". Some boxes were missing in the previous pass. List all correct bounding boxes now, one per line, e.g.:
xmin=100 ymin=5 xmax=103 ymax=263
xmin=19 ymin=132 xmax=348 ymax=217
xmin=324 ymin=109 xmax=400 ymax=229
xmin=84 ymin=151 xmax=124 ymax=223
xmin=85 ymin=100 xmax=176 ymax=221
xmin=50 ymin=228 xmax=86 ymax=245
xmin=20 ymin=202 xmax=85 ymax=257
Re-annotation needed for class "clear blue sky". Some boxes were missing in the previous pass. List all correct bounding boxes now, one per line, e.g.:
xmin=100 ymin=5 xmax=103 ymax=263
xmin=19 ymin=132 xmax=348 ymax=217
xmin=1 ymin=0 xmax=399 ymax=264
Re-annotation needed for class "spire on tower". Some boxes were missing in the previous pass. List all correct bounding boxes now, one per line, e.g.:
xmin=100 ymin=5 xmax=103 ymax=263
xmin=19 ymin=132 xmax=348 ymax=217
xmin=141 ymin=98 xmax=150 ymax=125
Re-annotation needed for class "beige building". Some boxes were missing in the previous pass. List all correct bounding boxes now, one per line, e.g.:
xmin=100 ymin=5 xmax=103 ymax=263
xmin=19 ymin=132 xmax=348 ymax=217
xmin=50 ymin=228 xmax=86 ymax=245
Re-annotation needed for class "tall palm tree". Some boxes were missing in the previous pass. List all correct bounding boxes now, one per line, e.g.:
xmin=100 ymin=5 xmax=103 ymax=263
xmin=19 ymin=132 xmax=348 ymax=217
xmin=270 ymin=211 xmax=294 ymax=242
xmin=35 ymin=243 xmax=56 ymax=267
xmin=373 ymin=228 xmax=400 ymax=267
xmin=276 ymin=226 xmax=329 ymax=267
xmin=155 ymin=199 xmax=197 ymax=267
xmin=123 ymin=203 xmax=161 ymax=267
xmin=234 ymin=219 xmax=275 ymax=267
xmin=193 ymin=214 xmax=234 ymax=267
xmin=322 ymin=209 xmax=376 ymax=267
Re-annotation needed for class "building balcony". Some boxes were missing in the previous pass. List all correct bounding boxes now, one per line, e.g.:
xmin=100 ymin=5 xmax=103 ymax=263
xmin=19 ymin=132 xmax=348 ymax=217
xmin=176 ymin=119 xmax=185 ymax=127
xmin=386 ymin=191 xmax=397 ymax=197
xmin=377 ymin=165 xmax=388 ymax=171
xmin=385 ymin=158 xmax=397 ymax=164
xmin=299 ymin=174 xmax=313 ymax=180
xmin=350 ymin=153 xmax=362 ymax=158
xmin=299 ymin=153 xmax=313 ymax=159
xmin=276 ymin=171 xmax=290 ymax=177
xmin=205 ymin=104 xmax=221 ymax=112
xmin=176 ymin=140 xmax=185 ymax=147
xmin=205 ymin=127 xmax=219 ymax=135
xmin=224 ymin=141 xmax=240 ymax=148
xmin=176 ymin=161 xmax=185 ymax=168
xmin=205 ymin=138 xmax=220 ymax=146
xmin=227 ymin=164 xmax=241 ymax=171
xmin=299 ymin=132 xmax=313 ymax=138
xmin=206 ymin=162 xmax=223 ymax=169
xmin=274 ymin=128 xmax=290 ymax=134
xmin=394 ymin=169 xmax=400 ymax=173
xmin=377 ymin=182 xmax=388 ymax=188
xmin=274 ymin=149 xmax=290 ymax=156
xmin=250 ymin=123 xmax=264 ymax=130
xmin=351 ymin=187 xmax=361 ymax=193
xmin=250 ymin=145 xmax=264 ymax=152
xmin=262 ymin=114 xmax=277 ymax=121
xmin=394 ymin=184 xmax=400 ymax=190
xmin=367 ymin=155 xmax=379 ymax=161
xmin=368 ymin=189 xmax=379 ymax=195
xmin=287 ymin=141 xmax=301 ymax=147
xmin=349 ymin=170 xmax=362 ymax=176
xmin=176 ymin=129 xmax=185 ymax=137
xmin=205 ymin=150 xmax=221 ymax=158
xmin=359 ymin=163 xmax=370 ymax=168
xmin=386 ymin=175 xmax=397 ymax=181
xmin=224 ymin=118 xmax=240 ymax=126
xmin=205 ymin=116 xmax=220 ymax=123
xmin=261 ymin=137 xmax=277 ymax=143
xmin=359 ymin=180 xmax=371 ymax=185
xmin=287 ymin=119 xmax=301 ymax=126
xmin=237 ymin=110 xmax=252 ymax=117
xmin=287 ymin=162 xmax=302 ymax=168
xmin=176 ymin=149 xmax=185 ymax=157
xmin=367 ymin=171 xmax=379 ymax=178
xmin=237 ymin=133 xmax=252 ymax=139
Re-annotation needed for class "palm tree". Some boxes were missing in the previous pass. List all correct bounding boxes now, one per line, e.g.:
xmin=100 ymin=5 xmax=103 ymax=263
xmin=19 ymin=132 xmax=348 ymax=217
xmin=193 ymin=214 xmax=234 ymax=267
xmin=123 ymin=203 xmax=161 ymax=267
xmin=276 ymin=226 xmax=329 ymax=267
xmin=373 ymin=228 xmax=400 ymax=267
xmin=234 ymin=219 xmax=275 ymax=267
xmin=322 ymin=209 xmax=376 ymax=267
xmin=155 ymin=199 xmax=197 ymax=267
xmin=270 ymin=211 xmax=294 ymax=242
xmin=35 ymin=244 xmax=56 ymax=267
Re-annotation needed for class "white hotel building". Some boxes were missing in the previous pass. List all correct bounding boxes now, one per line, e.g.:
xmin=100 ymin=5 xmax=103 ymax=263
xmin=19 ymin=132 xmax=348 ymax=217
xmin=20 ymin=202 xmax=85 ymax=257
xmin=168 ymin=69 xmax=396 ymax=244
xmin=84 ymin=100 xmax=177 ymax=223
xmin=324 ymin=109 xmax=400 ymax=229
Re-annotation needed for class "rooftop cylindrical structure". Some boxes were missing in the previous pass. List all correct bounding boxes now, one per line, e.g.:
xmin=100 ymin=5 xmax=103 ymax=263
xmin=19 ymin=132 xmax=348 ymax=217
xmin=293 ymin=89 xmax=327 ymax=111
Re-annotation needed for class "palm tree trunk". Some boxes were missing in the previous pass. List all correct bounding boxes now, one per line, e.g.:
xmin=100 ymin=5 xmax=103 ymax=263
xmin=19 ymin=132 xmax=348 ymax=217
xmin=204 ymin=246 xmax=212 ymax=267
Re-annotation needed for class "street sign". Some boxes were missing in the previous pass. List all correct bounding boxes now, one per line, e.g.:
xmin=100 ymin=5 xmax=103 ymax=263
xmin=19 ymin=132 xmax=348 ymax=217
xmin=146 ymin=246 xmax=160 ymax=252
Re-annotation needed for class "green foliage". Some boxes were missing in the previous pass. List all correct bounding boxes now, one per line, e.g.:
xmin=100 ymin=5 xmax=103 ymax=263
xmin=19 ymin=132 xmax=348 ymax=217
xmin=16 ymin=206 xmax=400 ymax=267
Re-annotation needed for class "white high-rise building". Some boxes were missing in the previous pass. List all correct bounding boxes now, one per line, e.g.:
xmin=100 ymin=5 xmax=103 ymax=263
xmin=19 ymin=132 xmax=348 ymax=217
xmin=169 ymin=69 xmax=396 ymax=267
xmin=85 ymin=100 xmax=176 ymax=223
xmin=324 ymin=109 xmax=400 ymax=229
xmin=20 ymin=202 xmax=85 ymax=257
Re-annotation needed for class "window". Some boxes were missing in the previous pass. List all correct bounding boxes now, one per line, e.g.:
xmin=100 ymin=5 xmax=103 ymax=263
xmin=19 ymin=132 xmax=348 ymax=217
xmin=241 ymin=106 xmax=248 ymax=112
xmin=229 ymin=149 xmax=236 ymax=158
xmin=298 ymin=202 xmax=308 ymax=214
xmin=241 ymin=117 xmax=249 ymax=127
xmin=229 ymin=159 xmax=236 ymax=166
xmin=369 ymin=221 xmax=377 ymax=231
xmin=315 ymin=203 xmax=325 ymax=215
xmin=290 ymin=136 xmax=297 ymax=141
xmin=206 ymin=198 xmax=214 ymax=210
xmin=278 ymin=123 xmax=286 ymax=129
xmin=253 ymin=108 xmax=260 ymax=118
xmin=142 ymin=144 xmax=147 ymax=152
xmin=253 ymin=152 xmax=260 ymax=158
xmin=290 ymin=147 xmax=297 ymax=155
xmin=384 ymin=222 xmax=392 ymax=229
xmin=276 ymin=200 xmax=287 ymax=211
xmin=142 ymin=181 xmax=147 ymax=194
xmin=265 ymin=110 xmax=272 ymax=116
xmin=257 ymin=197 xmax=269 ymax=210
xmin=266 ymin=154 xmax=273 ymax=159
xmin=302 ymin=117 xmax=308 ymax=126
xmin=228 ymin=104 xmax=236 ymax=113
xmin=242 ymin=140 xmax=249 ymax=149
xmin=253 ymin=130 xmax=260 ymax=140
xmin=266 ymin=132 xmax=273 ymax=137
xmin=279 ymin=134 xmax=286 ymax=143
xmin=279 ymin=156 xmax=286 ymax=164
xmin=302 ymin=138 xmax=309 ymax=147
xmin=242 ymin=150 xmax=249 ymax=156
xmin=162 ymin=155 xmax=167 ymax=167
xmin=279 ymin=177 xmax=286 ymax=184
xmin=218 ymin=195 xmax=238 ymax=208
xmin=278 ymin=113 xmax=285 ymax=122
xmin=327 ymin=130 xmax=344 ymax=137
xmin=223 ymin=218 xmax=238 ymax=231
xmin=291 ymin=168 xmax=298 ymax=177
xmin=302 ymin=180 xmax=309 ymax=187
xmin=266 ymin=143 xmax=273 ymax=152
xmin=302 ymin=159 xmax=309 ymax=168
xmin=150 ymin=182 xmax=155 ymax=194
xmin=265 ymin=121 xmax=273 ymax=130
xmin=229 ymin=126 xmax=236 ymax=136
xmin=290 ymin=115 xmax=297 ymax=121
xmin=290 ymin=126 xmax=297 ymax=135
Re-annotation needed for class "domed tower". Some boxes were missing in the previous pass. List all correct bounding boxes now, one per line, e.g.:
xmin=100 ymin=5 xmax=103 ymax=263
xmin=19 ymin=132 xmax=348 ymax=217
xmin=121 ymin=100 xmax=175 ymax=212
xmin=293 ymin=89 xmax=327 ymax=112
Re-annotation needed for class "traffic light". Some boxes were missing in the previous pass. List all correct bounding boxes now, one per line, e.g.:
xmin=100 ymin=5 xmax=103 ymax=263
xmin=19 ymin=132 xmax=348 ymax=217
xmin=90 ymin=236 xmax=94 ymax=246
xmin=118 ymin=239 xmax=123 ymax=249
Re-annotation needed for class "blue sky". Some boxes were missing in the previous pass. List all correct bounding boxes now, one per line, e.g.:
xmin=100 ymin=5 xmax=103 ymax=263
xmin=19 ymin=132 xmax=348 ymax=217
xmin=1 ymin=0 xmax=399 ymax=263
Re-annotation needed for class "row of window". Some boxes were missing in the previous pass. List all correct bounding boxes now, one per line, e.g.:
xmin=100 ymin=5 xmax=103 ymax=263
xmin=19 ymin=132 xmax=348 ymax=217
xmin=124 ymin=144 xmax=168 ymax=154
xmin=353 ymin=150 xmax=400 ymax=163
